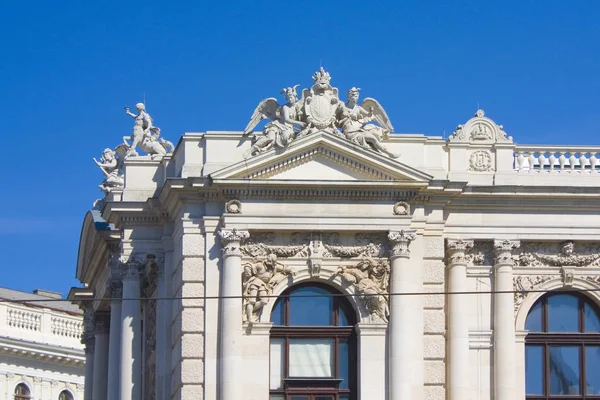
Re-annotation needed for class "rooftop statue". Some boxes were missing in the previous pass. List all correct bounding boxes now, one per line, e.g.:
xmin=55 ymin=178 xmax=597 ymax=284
xmin=93 ymin=145 xmax=127 ymax=193
xmin=243 ymin=68 xmax=397 ymax=158
xmin=243 ymin=85 xmax=306 ymax=157
xmin=338 ymin=87 xmax=398 ymax=158
xmin=123 ymin=103 xmax=174 ymax=157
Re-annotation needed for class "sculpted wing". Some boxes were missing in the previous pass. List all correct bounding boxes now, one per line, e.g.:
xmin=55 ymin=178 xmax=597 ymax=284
xmin=243 ymin=98 xmax=279 ymax=135
xmin=361 ymin=98 xmax=394 ymax=132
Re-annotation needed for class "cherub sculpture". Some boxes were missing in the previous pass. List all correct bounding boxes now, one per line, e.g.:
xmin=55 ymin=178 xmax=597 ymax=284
xmin=123 ymin=103 xmax=173 ymax=157
xmin=93 ymin=145 xmax=127 ymax=193
xmin=336 ymin=254 xmax=390 ymax=322
xmin=337 ymin=87 xmax=398 ymax=158
xmin=243 ymin=86 xmax=306 ymax=157
xmin=242 ymin=254 xmax=295 ymax=323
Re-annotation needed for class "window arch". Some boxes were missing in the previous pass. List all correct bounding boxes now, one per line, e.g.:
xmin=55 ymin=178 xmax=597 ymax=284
xmin=58 ymin=390 xmax=74 ymax=400
xmin=14 ymin=383 xmax=31 ymax=400
xmin=269 ymin=283 xmax=357 ymax=400
xmin=525 ymin=292 xmax=600 ymax=398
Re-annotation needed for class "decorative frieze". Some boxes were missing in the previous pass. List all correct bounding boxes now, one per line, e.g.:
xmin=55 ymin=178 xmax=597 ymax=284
xmin=517 ymin=241 xmax=600 ymax=267
xmin=241 ymin=232 xmax=309 ymax=258
xmin=335 ymin=256 xmax=390 ymax=322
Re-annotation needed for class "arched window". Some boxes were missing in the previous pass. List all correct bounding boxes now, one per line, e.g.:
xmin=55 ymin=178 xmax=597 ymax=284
xmin=14 ymin=383 xmax=31 ymax=400
xmin=525 ymin=292 xmax=600 ymax=398
xmin=58 ymin=390 xmax=74 ymax=400
xmin=269 ymin=283 xmax=357 ymax=400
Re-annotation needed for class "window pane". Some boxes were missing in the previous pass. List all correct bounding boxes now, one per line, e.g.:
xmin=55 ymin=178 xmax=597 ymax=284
xmin=586 ymin=346 xmax=600 ymax=395
xmin=289 ymin=286 xmax=333 ymax=326
xmin=338 ymin=304 xmax=351 ymax=326
xmin=548 ymin=294 xmax=580 ymax=332
xmin=270 ymin=396 xmax=284 ymax=400
xmin=290 ymin=397 xmax=309 ymax=400
xmin=526 ymin=345 xmax=543 ymax=394
xmin=339 ymin=396 xmax=350 ymax=400
xmin=339 ymin=340 xmax=350 ymax=389
xmin=271 ymin=299 xmax=284 ymax=325
xmin=525 ymin=301 xmax=542 ymax=332
xmin=315 ymin=397 xmax=335 ymax=400
xmin=270 ymin=338 xmax=284 ymax=390
xmin=585 ymin=303 xmax=600 ymax=332
xmin=289 ymin=338 xmax=334 ymax=377
xmin=549 ymin=346 xmax=580 ymax=395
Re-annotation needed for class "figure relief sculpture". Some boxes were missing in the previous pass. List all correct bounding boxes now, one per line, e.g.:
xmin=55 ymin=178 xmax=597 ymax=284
xmin=242 ymin=254 xmax=295 ymax=323
xmin=93 ymin=145 xmax=127 ymax=193
xmin=337 ymin=87 xmax=398 ymax=158
xmin=335 ymin=255 xmax=390 ymax=322
xmin=123 ymin=103 xmax=173 ymax=157
xmin=243 ymin=85 xmax=306 ymax=157
xmin=242 ymin=68 xmax=399 ymax=158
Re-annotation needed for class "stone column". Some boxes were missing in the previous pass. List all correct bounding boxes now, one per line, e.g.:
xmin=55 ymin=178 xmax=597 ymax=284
xmin=387 ymin=230 xmax=417 ymax=400
xmin=120 ymin=258 xmax=143 ymax=400
xmin=93 ymin=313 xmax=109 ymax=400
xmin=82 ymin=306 xmax=95 ymax=400
xmin=107 ymin=280 xmax=122 ymax=400
xmin=218 ymin=228 xmax=249 ymax=400
xmin=155 ymin=259 xmax=166 ymax=399
xmin=446 ymin=239 xmax=474 ymax=399
xmin=493 ymin=240 xmax=520 ymax=400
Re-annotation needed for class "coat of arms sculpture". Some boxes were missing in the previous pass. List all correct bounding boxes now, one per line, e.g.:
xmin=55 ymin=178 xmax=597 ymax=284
xmin=243 ymin=68 xmax=397 ymax=158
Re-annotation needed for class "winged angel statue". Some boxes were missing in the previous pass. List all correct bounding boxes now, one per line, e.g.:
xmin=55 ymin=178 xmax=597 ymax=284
xmin=243 ymin=68 xmax=398 ymax=158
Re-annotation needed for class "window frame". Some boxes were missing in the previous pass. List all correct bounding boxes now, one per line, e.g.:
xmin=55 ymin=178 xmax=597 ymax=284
xmin=58 ymin=390 xmax=74 ymax=400
xmin=270 ymin=283 xmax=357 ymax=400
xmin=14 ymin=383 xmax=31 ymax=400
xmin=525 ymin=292 xmax=600 ymax=399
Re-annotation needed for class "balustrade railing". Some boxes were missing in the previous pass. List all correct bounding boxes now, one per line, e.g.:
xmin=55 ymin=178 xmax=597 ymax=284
xmin=514 ymin=146 xmax=600 ymax=173
xmin=7 ymin=308 xmax=42 ymax=331
xmin=3 ymin=304 xmax=83 ymax=345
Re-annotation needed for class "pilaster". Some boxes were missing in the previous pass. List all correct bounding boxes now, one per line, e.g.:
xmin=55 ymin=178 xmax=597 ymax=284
xmin=493 ymin=239 xmax=520 ymax=400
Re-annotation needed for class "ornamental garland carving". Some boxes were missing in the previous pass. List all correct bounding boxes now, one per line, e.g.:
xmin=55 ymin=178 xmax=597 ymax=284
xmin=322 ymin=232 xmax=387 ymax=258
xmin=242 ymin=254 xmax=295 ymax=323
xmin=335 ymin=255 xmax=390 ymax=323
xmin=517 ymin=241 xmax=600 ymax=267
xmin=241 ymin=232 xmax=309 ymax=258
xmin=513 ymin=275 xmax=553 ymax=314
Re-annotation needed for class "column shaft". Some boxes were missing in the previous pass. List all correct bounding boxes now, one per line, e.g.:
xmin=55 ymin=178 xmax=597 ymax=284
xmin=107 ymin=283 xmax=122 ymax=400
xmin=493 ymin=240 xmax=520 ymax=400
xmin=218 ymin=229 xmax=249 ymax=400
xmin=446 ymin=239 xmax=473 ymax=399
xmin=82 ymin=307 xmax=95 ymax=400
xmin=388 ymin=230 xmax=417 ymax=400
xmin=92 ymin=315 xmax=109 ymax=400
xmin=120 ymin=262 xmax=143 ymax=400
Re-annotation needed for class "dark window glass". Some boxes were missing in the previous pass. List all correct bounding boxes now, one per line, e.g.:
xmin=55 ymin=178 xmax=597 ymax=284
xmin=585 ymin=303 xmax=600 ymax=332
xmin=547 ymin=294 xmax=579 ymax=332
xmin=549 ymin=346 xmax=580 ymax=395
xmin=586 ymin=346 xmax=600 ymax=394
xmin=339 ymin=339 xmax=350 ymax=389
xmin=289 ymin=286 xmax=333 ymax=326
xmin=271 ymin=299 xmax=284 ymax=326
xmin=526 ymin=301 xmax=542 ymax=332
xmin=14 ymin=384 xmax=30 ymax=399
xmin=338 ymin=305 xmax=351 ymax=327
xmin=526 ymin=345 xmax=543 ymax=394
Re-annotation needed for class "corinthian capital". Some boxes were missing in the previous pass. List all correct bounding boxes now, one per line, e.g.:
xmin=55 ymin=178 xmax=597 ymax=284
xmin=218 ymin=228 xmax=250 ymax=258
xmin=493 ymin=240 xmax=520 ymax=266
xmin=388 ymin=230 xmax=417 ymax=259
xmin=446 ymin=239 xmax=474 ymax=265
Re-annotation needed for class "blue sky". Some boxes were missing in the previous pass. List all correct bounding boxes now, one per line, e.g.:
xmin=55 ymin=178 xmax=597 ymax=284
xmin=0 ymin=1 xmax=599 ymax=296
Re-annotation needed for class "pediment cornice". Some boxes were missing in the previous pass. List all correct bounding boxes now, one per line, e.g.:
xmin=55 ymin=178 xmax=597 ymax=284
xmin=210 ymin=131 xmax=433 ymax=184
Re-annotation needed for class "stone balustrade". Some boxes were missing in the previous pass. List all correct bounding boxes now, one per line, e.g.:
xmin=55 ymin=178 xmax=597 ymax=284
xmin=514 ymin=146 xmax=600 ymax=173
xmin=1 ymin=303 xmax=83 ymax=347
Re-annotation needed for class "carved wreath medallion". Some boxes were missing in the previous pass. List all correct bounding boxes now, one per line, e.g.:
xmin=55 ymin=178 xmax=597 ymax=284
xmin=469 ymin=150 xmax=493 ymax=172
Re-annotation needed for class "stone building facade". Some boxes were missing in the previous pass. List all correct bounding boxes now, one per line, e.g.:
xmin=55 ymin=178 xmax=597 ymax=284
xmin=0 ymin=288 xmax=85 ymax=399
xmin=73 ymin=70 xmax=600 ymax=400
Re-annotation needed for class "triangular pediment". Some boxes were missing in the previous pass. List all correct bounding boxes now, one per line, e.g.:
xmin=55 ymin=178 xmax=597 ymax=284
xmin=211 ymin=132 xmax=433 ymax=185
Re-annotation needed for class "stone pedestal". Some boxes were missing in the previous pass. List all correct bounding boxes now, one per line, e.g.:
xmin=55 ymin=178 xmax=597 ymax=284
xmin=388 ymin=230 xmax=416 ymax=400
xmin=218 ymin=229 xmax=249 ymax=400
xmin=446 ymin=239 xmax=474 ymax=399
xmin=493 ymin=240 xmax=520 ymax=400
